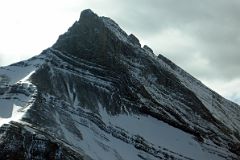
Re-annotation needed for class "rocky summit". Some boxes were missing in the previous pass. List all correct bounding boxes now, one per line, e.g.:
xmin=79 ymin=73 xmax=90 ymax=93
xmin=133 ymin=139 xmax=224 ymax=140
xmin=0 ymin=9 xmax=240 ymax=160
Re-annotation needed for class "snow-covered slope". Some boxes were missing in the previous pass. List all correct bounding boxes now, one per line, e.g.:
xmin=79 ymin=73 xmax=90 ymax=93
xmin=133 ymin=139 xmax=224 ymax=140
xmin=0 ymin=9 xmax=239 ymax=160
xmin=0 ymin=54 xmax=46 ymax=126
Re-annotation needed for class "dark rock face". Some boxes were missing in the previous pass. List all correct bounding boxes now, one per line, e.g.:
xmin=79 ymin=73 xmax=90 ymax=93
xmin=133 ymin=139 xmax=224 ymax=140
xmin=53 ymin=10 xmax=121 ymax=69
xmin=229 ymin=143 xmax=240 ymax=156
xmin=143 ymin=45 xmax=153 ymax=54
xmin=0 ymin=122 xmax=83 ymax=160
xmin=128 ymin=34 xmax=141 ymax=46
xmin=0 ymin=9 xmax=240 ymax=160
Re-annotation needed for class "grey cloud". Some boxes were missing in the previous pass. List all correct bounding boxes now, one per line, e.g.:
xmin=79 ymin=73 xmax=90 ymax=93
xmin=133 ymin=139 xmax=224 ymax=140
xmin=188 ymin=22 xmax=240 ymax=79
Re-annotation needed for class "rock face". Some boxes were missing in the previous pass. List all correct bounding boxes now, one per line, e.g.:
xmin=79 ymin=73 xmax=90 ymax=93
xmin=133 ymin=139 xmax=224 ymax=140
xmin=0 ymin=9 xmax=240 ymax=160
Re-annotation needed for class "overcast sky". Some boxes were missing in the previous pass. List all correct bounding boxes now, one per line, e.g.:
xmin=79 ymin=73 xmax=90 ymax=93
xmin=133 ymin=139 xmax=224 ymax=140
xmin=0 ymin=0 xmax=240 ymax=104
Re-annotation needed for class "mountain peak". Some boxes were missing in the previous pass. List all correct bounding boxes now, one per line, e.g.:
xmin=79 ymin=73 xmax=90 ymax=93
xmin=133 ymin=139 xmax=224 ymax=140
xmin=52 ymin=9 xmax=143 ymax=68
xmin=53 ymin=9 xmax=131 ymax=49
xmin=80 ymin=9 xmax=96 ymax=18
xmin=79 ymin=9 xmax=130 ymax=43
xmin=78 ymin=9 xmax=100 ymax=25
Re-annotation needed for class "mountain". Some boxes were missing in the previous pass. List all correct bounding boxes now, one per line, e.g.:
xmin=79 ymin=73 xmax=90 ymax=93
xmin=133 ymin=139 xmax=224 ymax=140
xmin=0 ymin=9 xmax=240 ymax=160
